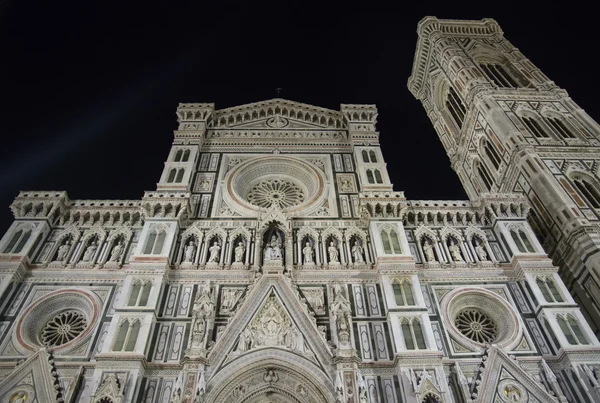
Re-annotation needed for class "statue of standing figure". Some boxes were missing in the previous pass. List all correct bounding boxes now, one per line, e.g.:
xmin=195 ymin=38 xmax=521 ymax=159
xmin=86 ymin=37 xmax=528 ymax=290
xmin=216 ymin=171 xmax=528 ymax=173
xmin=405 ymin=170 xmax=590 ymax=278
xmin=328 ymin=241 xmax=339 ymax=263
xmin=82 ymin=240 xmax=98 ymax=262
xmin=475 ymin=240 xmax=488 ymax=261
xmin=264 ymin=234 xmax=282 ymax=261
xmin=109 ymin=239 xmax=124 ymax=262
xmin=190 ymin=281 xmax=214 ymax=349
xmin=208 ymin=241 xmax=221 ymax=263
xmin=351 ymin=240 xmax=365 ymax=264
xmin=234 ymin=241 xmax=245 ymax=263
xmin=302 ymin=241 xmax=314 ymax=264
xmin=422 ymin=239 xmax=436 ymax=262
xmin=56 ymin=239 xmax=71 ymax=262
xmin=184 ymin=240 xmax=196 ymax=263
xmin=448 ymin=240 xmax=463 ymax=261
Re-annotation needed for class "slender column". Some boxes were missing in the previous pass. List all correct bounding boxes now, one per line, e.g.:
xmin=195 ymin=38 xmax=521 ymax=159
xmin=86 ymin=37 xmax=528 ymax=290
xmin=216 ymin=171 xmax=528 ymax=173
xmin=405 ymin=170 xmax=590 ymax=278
xmin=219 ymin=235 xmax=227 ymax=267
xmin=253 ymin=233 xmax=261 ymax=268
xmin=194 ymin=236 xmax=202 ymax=265
xmin=315 ymin=236 xmax=321 ymax=267
xmin=297 ymin=237 xmax=302 ymax=266
xmin=458 ymin=240 xmax=470 ymax=262
xmin=339 ymin=239 xmax=346 ymax=266
xmin=466 ymin=239 xmax=478 ymax=262
xmin=345 ymin=239 xmax=353 ymax=265
xmin=434 ymin=241 xmax=445 ymax=263
xmin=441 ymin=240 xmax=451 ymax=263
xmin=321 ymin=237 xmax=328 ymax=267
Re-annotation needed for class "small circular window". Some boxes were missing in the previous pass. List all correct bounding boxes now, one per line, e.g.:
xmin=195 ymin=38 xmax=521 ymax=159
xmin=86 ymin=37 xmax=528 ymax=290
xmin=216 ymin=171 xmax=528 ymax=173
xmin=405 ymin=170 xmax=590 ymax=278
xmin=41 ymin=310 xmax=88 ymax=347
xmin=455 ymin=309 xmax=498 ymax=343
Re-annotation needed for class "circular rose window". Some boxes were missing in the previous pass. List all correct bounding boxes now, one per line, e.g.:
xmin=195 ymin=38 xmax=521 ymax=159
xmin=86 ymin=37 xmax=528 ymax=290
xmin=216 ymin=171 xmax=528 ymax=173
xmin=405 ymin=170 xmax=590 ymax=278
xmin=246 ymin=179 xmax=306 ymax=208
xmin=455 ymin=309 xmax=498 ymax=344
xmin=16 ymin=289 xmax=99 ymax=353
xmin=441 ymin=287 xmax=522 ymax=351
xmin=41 ymin=310 xmax=89 ymax=347
xmin=224 ymin=156 xmax=328 ymax=215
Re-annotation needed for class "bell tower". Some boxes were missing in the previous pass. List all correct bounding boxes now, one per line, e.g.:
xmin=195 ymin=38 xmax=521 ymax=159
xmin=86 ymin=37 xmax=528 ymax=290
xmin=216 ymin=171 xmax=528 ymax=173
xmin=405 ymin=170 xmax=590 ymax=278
xmin=409 ymin=17 xmax=600 ymax=334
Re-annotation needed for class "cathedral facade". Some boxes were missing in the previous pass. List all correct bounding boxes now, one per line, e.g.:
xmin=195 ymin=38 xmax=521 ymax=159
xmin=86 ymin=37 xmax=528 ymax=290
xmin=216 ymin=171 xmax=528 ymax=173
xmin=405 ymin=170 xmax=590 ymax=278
xmin=0 ymin=17 xmax=599 ymax=403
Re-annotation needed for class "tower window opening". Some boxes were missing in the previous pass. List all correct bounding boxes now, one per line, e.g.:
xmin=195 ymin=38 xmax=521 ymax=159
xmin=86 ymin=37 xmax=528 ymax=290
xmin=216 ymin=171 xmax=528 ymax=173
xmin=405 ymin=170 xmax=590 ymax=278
xmin=480 ymin=63 xmax=519 ymax=88
xmin=573 ymin=177 xmax=600 ymax=209
xmin=483 ymin=141 xmax=502 ymax=170
xmin=446 ymin=87 xmax=466 ymax=130
xmin=547 ymin=117 xmax=576 ymax=139
xmin=522 ymin=117 xmax=549 ymax=138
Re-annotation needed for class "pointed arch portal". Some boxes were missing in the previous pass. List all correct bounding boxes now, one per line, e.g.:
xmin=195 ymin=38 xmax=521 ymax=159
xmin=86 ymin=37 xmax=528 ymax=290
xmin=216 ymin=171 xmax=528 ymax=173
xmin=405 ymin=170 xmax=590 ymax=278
xmin=206 ymin=353 xmax=335 ymax=403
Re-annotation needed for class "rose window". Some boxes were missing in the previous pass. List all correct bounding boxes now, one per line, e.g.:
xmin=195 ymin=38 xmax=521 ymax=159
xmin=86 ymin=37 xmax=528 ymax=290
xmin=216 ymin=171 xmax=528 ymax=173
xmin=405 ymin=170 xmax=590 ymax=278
xmin=41 ymin=310 xmax=88 ymax=347
xmin=246 ymin=179 xmax=306 ymax=208
xmin=454 ymin=309 xmax=498 ymax=343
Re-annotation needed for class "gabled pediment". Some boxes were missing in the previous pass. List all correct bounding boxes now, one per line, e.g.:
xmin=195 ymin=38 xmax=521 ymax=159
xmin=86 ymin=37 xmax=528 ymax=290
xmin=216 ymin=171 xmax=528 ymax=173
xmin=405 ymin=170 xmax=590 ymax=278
xmin=208 ymin=275 xmax=333 ymax=378
xmin=0 ymin=348 xmax=64 ymax=402
xmin=208 ymin=98 xmax=346 ymax=130
xmin=474 ymin=345 xmax=557 ymax=403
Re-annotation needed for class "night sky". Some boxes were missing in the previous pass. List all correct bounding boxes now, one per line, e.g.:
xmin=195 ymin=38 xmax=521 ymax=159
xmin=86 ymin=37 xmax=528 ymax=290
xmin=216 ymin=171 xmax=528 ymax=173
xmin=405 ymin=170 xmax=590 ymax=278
xmin=0 ymin=1 xmax=598 ymax=234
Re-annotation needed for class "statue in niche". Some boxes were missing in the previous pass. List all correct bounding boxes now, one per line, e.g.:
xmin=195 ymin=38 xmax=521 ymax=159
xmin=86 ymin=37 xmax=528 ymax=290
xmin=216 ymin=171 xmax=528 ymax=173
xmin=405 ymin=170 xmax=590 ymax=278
xmin=234 ymin=241 xmax=245 ymax=263
xmin=184 ymin=239 xmax=196 ymax=263
xmin=330 ymin=284 xmax=351 ymax=346
xmin=422 ymin=238 xmax=436 ymax=262
xmin=302 ymin=241 xmax=314 ymax=264
xmin=304 ymin=288 xmax=324 ymax=311
xmin=351 ymin=240 xmax=365 ymax=264
xmin=109 ymin=238 xmax=125 ymax=262
xmin=475 ymin=239 xmax=488 ymax=261
xmin=82 ymin=240 xmax=98 ymax=262
xmin=208 ymin=240 xmax=221 ymax=263
xmin=264 ymin=233 xmax=283 ymax=262
xmin=328 ymin=241 xmax=339 ymax=263
xmin=448 ymin=239 xmax=463 ymax=261
xmin=190 ymin=281 xmax=214 ymax=349
xmin=291 ymin=327 xmax=306 ymax=352
xmin=56 ymin=239 xmax=71 ymax=262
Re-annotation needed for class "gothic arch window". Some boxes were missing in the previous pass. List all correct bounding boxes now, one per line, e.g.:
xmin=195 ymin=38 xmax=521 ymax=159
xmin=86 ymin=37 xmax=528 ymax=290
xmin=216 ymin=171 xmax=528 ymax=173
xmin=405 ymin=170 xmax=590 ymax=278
xmin=3 ymin=228 xmax=32 ymax=254
xmin=374 ymin=169 xmax=383 ymax=184
xmin=381 ymin=227 xmax=402 ymax=254
xmin=557 ymin=314 xmax=589 ymax=345
xmin=366 ymin=170 xmax=375 ymax=184
xmin=482 ymin=140 xmax=502 ymax=170
xmin=128 ymin=280 xmax=152 ymax=307
xmin=479 ymin=62 xmax=521 ymax=88
xmin=535 ymin=277 xmax=563 ymax=303
xmin=546 ymin=116 xmax=576 ymax=139
xmin=445 ymin=86 xmax=466 ymax=130
xmin=521 ymin=115 xmax=550 ymax=138
xmin=113 ymin=318 xmax=141 ymax=352
xmin=393 ymin=279 xmax=415 ymax=306
xmin=143 ymin=227 xmax=167 ymax=255
xmin=362 ymin=150 xmax=369 ymax=163
xmin=167 ymin=168 xmax=177 ymax=183
xmin=182 ymin=149 xmax=191 ymax=162
xmin=476 ymin=161 xmax=493 ymax=191
xmin=510 ymin=228 xmax=535 ymax=253
xmin=572 ymin=175 xmax=600 ymax=209
xmin=369 ymin=150 xmax=377 ymax=163
xmin=400 ymin=317 xmax=427 ymax=350
xmin=174 ymin=149 xmax=183 ymax=162
xmin=175 ymin=168 xmax=185 ymax=183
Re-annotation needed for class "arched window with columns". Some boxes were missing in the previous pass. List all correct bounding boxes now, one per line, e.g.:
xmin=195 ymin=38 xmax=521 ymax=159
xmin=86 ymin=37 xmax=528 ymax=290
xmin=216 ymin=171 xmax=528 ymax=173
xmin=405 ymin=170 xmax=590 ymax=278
xmin=520 ymin=114 xmax=550 ymax=138
xmin=400 ymin=317 xmax=427 ymax=350
xmin=482 ymin=139 xmax=502 ymax=170
xmin=174 ymin=149 xmax=183 ymax=162
xmin=571 ymin=174 xmax=600 ymax=209
xmin=557 ymin=314 xmax=589 ymax=345
xmin=182 ymin=149 xmax=191 ymax=162
xmin=362 ymin=150 xmax=369 ymax=163
xmin=445 ymin=86 xmax=466 ymax=130
xmin=536 ymin=277 xmax=563 ymax=303
xmin=476 ymin=161 xmax=494 ymax=192
xmin=546 ymin=116 xmax=576 ymax=139
xmin=143 ymin=227 xmax=167 ymax=255
xmin=366 ymin=170 xmax=375 ymax=184
xmin=167 ymin=169 xmax=177 ymax=183
xmin=3 ymin=227 xmax=32 ymax=254
xmin=112 ymin=318 xmax=141 ymax=352
xmin=393 ymin=279 xmax=415 ymax=306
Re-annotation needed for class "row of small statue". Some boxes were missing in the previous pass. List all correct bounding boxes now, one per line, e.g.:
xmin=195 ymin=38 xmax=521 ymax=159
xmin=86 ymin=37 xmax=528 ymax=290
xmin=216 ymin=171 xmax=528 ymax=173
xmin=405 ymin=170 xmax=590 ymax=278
xmin=182 ymin=240 xmax=246 ymax=264
xmin=54 ymin=238 xmax=125 ymax=263
xmin=301 ymin=240 xmax=365 ymax=265
xmin=421 ymin=238 xmax=488 ymax=263
xmin=182 ymin=236 xmax=367 ymax=265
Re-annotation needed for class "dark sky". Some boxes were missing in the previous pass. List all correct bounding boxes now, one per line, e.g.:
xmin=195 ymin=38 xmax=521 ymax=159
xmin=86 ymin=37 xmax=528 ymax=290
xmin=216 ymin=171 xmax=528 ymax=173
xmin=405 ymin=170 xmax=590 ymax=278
xmin=0 ymin=1 xmax=598 ymax=234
